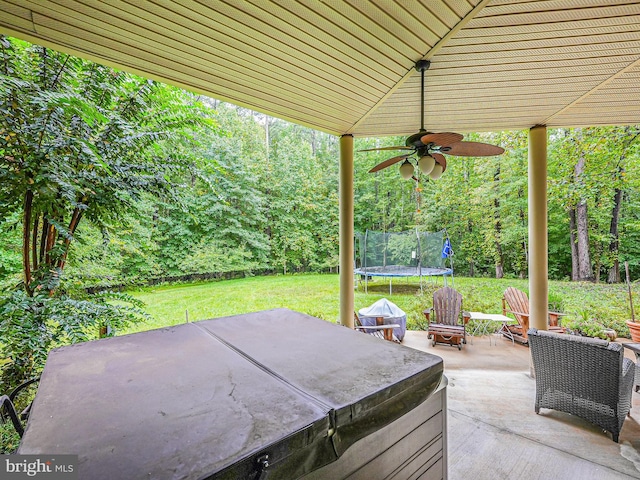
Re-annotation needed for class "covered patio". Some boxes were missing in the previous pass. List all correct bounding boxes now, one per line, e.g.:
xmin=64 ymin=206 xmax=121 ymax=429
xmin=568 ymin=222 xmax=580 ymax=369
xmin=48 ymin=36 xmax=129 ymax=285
xmin=403 ymin=332 xmax=640 ymax=479
xmin=3 ymin=1 xmax=640 ymax=478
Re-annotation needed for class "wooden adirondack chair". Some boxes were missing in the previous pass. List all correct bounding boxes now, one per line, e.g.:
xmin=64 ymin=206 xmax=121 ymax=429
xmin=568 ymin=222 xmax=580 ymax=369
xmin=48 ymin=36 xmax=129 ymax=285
xmin=502 ymin=287 xmax=565 ymax=345
xmin=423 ymin=287 xmax=469 ymax=350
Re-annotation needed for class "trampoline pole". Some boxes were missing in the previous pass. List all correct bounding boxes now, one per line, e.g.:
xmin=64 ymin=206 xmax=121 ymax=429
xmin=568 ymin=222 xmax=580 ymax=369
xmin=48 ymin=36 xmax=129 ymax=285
xmin=364 ymin=230 xmax=368 ymax=294
xmin=451 ymin=258 xmax=455 ymax=287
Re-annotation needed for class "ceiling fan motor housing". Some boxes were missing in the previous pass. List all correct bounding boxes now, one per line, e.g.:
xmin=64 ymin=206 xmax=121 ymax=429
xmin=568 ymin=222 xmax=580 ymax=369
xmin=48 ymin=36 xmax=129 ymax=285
xmin=415 ymin=60 xmax=431 ymax=72
xmin=405 ymin=129 xmax=429 ymax=147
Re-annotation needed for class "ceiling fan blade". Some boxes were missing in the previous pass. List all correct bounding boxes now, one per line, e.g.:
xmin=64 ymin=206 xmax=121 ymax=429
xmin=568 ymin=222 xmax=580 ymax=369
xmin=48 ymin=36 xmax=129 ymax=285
xmin=432 ymin=153 xmax=446 ymax=172
xmin=358 ymin=146 xmax=413 ymax=152
xmin=421 ymin=132 xmax=464 ymax=147
xmin=369 ymin=154 xmax=411 ymax=173
xmin=444 ymin=141 xmax=505 ymax=157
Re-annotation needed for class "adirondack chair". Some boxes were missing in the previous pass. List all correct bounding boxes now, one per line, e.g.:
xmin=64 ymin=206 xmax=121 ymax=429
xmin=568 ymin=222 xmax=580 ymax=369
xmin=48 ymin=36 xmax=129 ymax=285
xmin=502 ymin=287 xmax=565 ymax=345
xmin=423 ymin=287 xmax=469 ymax=350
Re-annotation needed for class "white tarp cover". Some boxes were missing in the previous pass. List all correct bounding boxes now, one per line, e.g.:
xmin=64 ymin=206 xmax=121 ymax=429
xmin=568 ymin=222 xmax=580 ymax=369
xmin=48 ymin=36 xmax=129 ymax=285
xmin=358 ymin=298 xmax=407 ymax=341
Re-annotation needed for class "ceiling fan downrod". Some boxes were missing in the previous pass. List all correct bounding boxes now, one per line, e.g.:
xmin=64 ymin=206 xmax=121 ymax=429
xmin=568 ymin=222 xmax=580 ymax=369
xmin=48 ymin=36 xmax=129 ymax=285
xmin=415 ymin=60 xmax=430 ymax=132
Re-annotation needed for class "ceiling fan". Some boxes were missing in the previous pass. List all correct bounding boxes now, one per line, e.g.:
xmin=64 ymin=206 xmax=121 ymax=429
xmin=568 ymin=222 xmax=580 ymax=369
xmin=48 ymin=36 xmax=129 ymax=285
xmin=360 ymin=60 xmax=505 ymax=180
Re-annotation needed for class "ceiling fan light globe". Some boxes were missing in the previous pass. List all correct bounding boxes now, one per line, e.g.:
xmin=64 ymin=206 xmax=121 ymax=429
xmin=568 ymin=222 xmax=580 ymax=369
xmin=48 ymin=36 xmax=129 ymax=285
xmin=418 ymin=154 xmax=435 ymax=174
xmin=429 ymin=163 xmax=444 ymax=180
xmin=399 ymin=160 xmax=414 ymax=179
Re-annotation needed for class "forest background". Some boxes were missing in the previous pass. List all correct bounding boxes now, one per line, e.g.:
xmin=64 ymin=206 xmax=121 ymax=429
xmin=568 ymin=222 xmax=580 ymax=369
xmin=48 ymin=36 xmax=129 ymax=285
xmin=3 ymin=39 xmax=640 ymax=289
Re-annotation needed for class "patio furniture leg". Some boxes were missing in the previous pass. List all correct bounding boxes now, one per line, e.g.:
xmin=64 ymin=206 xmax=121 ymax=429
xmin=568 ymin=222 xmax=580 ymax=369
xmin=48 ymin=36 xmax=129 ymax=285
xmin=499 ymin=322 xmax=515 ymax=344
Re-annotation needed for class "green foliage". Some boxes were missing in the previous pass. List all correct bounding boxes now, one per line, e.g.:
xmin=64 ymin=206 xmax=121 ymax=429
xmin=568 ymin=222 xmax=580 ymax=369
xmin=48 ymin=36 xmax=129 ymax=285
xmin=0 ymin=290 xmax=148 ymax=391
xmin=354 ymin=136 xmax=419 ymax=233
xmin=354 ymin=127 xmax=640 ymax=282
xmin=0 ymin=35 xmax=214 ymax=294
xmin=0 ymin=213 xmax=20 ymax=277
xmin=4 ymin=37 xmax=640 ymax=300
xmin=0 ymin=421 xmax=20 ymax=454
xmin=264 ymin=122 xmax=339 ymax=273
xmin=62 ymin=105 xmax=340 ymax=283
xmin=547 ymin=291 xmax=565 ymax=313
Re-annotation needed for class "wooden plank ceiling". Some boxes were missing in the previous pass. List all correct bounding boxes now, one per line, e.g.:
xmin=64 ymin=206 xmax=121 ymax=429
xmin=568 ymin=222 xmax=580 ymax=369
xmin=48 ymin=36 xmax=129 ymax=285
xmin=1 ymin=0 xmax=640 ymax=137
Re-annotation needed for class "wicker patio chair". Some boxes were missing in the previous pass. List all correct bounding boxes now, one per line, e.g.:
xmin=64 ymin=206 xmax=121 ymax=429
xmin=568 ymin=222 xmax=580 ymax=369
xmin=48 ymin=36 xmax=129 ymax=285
xmin=502 ymin=287 xmax=565 ymax=344
xmin=423 ymin=287 xmax=468 ymax=350
xmin=528 ymin=328 xmax=634 ymax=443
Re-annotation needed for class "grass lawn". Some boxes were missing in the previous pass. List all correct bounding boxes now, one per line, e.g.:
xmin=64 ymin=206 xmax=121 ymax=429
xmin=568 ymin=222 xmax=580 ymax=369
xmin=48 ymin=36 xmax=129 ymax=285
xmin=126 ymin=273 xmax=634 ymax=338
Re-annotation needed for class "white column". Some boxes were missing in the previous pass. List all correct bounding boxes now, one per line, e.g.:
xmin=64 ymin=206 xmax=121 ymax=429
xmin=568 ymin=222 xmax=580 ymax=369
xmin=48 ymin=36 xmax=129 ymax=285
xmin=339 ymin=134 xmax=355 ymax=328
xmin=528 ymin=125 xmax=548 ymax=331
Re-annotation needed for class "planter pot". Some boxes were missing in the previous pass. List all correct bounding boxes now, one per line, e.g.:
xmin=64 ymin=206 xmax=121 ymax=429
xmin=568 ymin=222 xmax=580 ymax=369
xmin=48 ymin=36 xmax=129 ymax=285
xmin=626 ymin=320 xmax=640 ymax=342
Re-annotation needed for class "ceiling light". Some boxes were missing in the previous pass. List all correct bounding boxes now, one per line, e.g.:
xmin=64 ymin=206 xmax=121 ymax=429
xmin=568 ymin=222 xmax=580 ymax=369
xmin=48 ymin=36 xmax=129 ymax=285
xmin=399 ymin=160 xmax=414 ymax=179
xmin=418 ymin=154 xmax=435 ymax=175
xmin=429 ymin=162 xmax=443 ymax=180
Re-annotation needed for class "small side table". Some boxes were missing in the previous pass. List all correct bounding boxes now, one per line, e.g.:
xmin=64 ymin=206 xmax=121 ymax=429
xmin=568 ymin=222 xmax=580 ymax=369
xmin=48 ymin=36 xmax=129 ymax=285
xmin=464 ymin=312 xmax=516 ymax=345
xmin=622 ymin=342 xmax=640 ymax=392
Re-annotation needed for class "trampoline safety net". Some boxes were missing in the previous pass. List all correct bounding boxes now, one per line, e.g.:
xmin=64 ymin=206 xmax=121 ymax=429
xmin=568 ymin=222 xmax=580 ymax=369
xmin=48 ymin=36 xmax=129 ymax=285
xmin=354 ymin=229 xmax=452 ymax=292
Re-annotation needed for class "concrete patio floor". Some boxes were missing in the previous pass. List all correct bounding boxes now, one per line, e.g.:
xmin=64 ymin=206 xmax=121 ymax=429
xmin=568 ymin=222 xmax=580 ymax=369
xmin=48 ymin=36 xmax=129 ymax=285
xmin=402 ymin=330 xmax=640 ymax=480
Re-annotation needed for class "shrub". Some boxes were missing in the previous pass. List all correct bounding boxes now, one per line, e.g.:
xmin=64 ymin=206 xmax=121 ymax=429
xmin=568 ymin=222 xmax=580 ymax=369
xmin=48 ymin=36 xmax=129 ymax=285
xmin=0 ymin=290 xmax=148 ymax=391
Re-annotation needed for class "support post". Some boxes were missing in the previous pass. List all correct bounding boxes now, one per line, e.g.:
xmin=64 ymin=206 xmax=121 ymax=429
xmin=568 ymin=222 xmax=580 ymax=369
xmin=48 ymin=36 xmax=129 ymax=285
xmin=528 ymin=125 xmax=548 ymax=331
xmin=339 ymin=134 xmax=355 ymax=328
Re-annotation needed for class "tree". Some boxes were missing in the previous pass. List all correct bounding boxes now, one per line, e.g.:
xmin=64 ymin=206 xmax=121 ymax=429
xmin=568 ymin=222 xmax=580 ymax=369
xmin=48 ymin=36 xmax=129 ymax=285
xmin=153 ymin=103 xmax=270 ymax=277
xmin=354 ymin=136 xmax=418 ymax=234
xmin=264 ymin=122 xmax=339 ymax=273
xmin=0 ymin=36 xmax=213 ymax=295
xmin=604 ymin=127 xmax=640 ymax=282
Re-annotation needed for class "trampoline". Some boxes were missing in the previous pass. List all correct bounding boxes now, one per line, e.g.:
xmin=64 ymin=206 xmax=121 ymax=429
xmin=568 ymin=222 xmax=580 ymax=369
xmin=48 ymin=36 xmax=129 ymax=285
xmin=354 ymin=229 xmax=453 ymax=294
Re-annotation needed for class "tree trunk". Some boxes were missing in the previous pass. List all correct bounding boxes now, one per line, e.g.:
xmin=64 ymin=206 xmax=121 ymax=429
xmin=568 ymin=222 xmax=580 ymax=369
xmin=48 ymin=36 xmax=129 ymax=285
xmin=608 ymin=166 xmax=624 ymax=283
xmin=57 ymin=207 xmax=84 ymax=271
xmin=31 ymin=213 xmax=39 ymax=272
xmin=22 ymin=189 xmax=33 ymax=293
xmin=609 ymin=258 xmax=621 ymax=284
xmin=574 ymin=154 xmax=594 ymax=281
xmin=576 ymin=198 xmax=593 ymax=280
xmin=518 ymin=187 xmax=527 ymax=279
xmin=569 ymin=208 xmax=578 ymax=280
xmin=39 ymin=216 xmax=49 ymax=264
xmin=493 ymin=165 xmax=504 ymax=279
